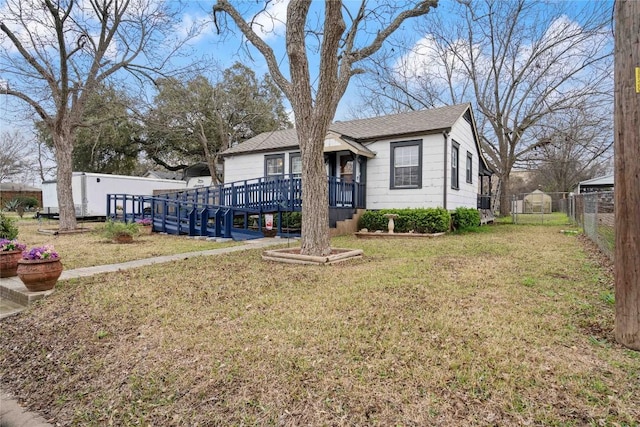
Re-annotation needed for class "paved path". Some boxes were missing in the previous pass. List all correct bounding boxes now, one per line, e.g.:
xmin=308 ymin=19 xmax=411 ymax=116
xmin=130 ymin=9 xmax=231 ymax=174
xmin=0 ymin=237 xmax=289 ymax=427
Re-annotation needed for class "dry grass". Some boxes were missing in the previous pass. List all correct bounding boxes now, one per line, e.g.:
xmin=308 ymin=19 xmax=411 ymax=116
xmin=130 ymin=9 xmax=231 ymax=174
xmin=10 ymin=218 xmax=240 ymax=270
xmin=1 ymin=224 xmax=638 ymax=426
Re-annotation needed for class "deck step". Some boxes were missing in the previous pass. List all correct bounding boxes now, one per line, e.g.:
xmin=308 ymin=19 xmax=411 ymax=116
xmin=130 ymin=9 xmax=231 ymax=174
xmin=0 ymin=297 xmax=26 ymax=319
xmin=0 ymin=277 xmax=54 ymax=308
xmin=330 ymin=209 xmax=366 ymax=237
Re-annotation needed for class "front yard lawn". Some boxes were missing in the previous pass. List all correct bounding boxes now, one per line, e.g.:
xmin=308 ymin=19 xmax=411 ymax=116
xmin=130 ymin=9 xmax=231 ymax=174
xmin=9 ymin=219 xmax=240 ymax=270
xmin=1 ymin=224 xmax=637 ymax=425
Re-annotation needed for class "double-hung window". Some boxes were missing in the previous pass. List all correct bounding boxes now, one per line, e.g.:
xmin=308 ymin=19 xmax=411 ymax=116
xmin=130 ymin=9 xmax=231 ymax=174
xmin=466 ymin=152 xmax=473 ymax=184
xmin=289 ymin=153 xmax=302 ymax=177
xmin=264 ymin=154 xmax=284 ymax=178
xmin=451 ymin=141 xmax=459 ymax=190
xmin=390 ymin=140 xmax=422 ymax=189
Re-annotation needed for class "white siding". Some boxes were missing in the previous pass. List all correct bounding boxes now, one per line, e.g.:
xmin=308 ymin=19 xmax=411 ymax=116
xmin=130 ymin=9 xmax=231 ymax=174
xmin=42 ymin=172 xmax=187 ymax=216
xmin=365 ymin=133 xmax=446 ymax=209
xmin=83 ymin=173 xmax=186 ymax=216
xmin=447 ymin=118 xmax=479 ymax=209
xmin=224 ymin=150 xmax=299 ymax=184
xmin=222 ymin=113 xmax=483 ymax=211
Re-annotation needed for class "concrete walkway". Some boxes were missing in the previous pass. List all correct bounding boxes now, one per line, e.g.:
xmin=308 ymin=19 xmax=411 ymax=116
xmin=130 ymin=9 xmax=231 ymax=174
xmin=0 ymin=237 xmax=290 ymax=427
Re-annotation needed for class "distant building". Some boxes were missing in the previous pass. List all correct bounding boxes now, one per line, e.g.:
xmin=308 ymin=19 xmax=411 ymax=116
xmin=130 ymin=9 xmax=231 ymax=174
xmin=575 ymin=174 xmax=614 ymax=194
xmin=145 ymin=162 xmax=223 ymax=188
xmin=144 ymin=170 xmax=183 ymax=181
xmin=0 ymin=182 xmax=43 ymax=208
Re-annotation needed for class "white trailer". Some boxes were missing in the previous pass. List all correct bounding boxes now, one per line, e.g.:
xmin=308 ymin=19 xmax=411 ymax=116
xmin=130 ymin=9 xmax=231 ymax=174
xmin=41 ymin=172 xmax=187 ymax=218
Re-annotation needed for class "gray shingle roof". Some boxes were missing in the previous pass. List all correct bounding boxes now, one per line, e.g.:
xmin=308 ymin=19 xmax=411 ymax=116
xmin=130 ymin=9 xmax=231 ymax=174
xmin=0 ymin=182 xmax=41 ymax=191
xmin=330 ymin=103 xmax=471 ymax=141
xmin=223 ymin=128 xmax=299 ymax=156
xmin=221 ymin=103 xmax=471 ymax=156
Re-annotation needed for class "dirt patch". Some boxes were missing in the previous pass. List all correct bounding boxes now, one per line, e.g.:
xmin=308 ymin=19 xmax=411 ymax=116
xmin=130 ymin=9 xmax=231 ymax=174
xmin=37 ymin=227 xmax=93 ymax=235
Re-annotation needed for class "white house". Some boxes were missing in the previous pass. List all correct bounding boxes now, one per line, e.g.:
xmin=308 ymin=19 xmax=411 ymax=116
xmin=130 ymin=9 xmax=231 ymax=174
xmin=221 ymin=103 xmax=493 ymax=216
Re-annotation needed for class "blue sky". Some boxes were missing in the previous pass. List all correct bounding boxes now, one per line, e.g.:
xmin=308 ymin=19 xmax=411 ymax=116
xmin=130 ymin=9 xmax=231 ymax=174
xmin=175 ymin=0 xmax=395 ymax=121
xmin=174 ymin=0 xmax=613 ymax=122
xmin=0 ymin=0 xmax=614 ymax=145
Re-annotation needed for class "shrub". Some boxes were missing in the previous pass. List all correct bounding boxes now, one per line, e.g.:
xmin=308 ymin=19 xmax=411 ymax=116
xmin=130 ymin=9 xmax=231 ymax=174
xmin=100 ymin=220 xmax=140 ymax=240
xmin=358 ymin=208 xmax=451 ymax=234
xmin=14 ymin=196 xmax=39 ymax=210
xmin=451 ymin=207 xmax=481 ymax=231
xmin=237 ymin=213 xmax=302 ymax=230
xmin=0 ymin=212 xmax=19 ymax=239
xmin=358 ymin=210 xmax=389 ymax=231
xmin=3 ymin=199 xmax=21 ymax=212
xmin=280 ymin=212 xmax=302 ymax=229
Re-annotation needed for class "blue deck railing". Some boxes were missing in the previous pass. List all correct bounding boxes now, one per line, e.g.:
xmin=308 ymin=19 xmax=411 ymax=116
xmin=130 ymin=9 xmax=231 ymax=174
xmin=107 ymin=175 xmax=365 ymax=240
xmin=151 ymin=175 xmax=364 ymax=211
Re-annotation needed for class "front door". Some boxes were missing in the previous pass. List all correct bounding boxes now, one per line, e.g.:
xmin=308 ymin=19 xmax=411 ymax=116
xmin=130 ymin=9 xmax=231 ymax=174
xmin=339 ymin=154 xmax=354 ymax=183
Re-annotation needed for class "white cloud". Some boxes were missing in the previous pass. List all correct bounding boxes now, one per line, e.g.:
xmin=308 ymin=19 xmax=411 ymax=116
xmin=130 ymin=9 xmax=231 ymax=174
xmin=252 ymin=0 xmax=289 ymax=40
xmin=178 ymin=12 xmax=216 ymax=46
xmin=0 ymin=0 xmax=57 ymax=53
xmin=396 ymin=12 xmax=609 ymax=100
xmin=394 ymin=35 xmax=474 ymax=86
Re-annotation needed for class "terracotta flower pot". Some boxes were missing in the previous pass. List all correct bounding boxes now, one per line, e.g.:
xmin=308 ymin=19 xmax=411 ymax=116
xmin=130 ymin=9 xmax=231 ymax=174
xmin=113 ymin=233 xmax=134 ymax=244
xmin=0 ymin=250 xmax=22 ymax=278
xmin=17 ymin=258 xmax=63 ymax=292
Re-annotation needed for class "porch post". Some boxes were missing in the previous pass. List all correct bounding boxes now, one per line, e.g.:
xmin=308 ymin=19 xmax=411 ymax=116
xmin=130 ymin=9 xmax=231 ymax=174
xmin=353 ymin=154 xmax=359 ymax=208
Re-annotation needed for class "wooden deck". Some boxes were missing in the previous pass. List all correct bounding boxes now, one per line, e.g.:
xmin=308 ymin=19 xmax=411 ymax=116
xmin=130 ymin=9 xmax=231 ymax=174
xmin=106 ymin=175 xmax=365 ymax=240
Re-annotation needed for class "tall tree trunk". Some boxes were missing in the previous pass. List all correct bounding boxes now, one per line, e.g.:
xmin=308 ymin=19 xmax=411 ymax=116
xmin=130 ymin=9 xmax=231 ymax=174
xmin=498 ymin=172 xmax=511 ymax=216
xmin=614 ymin=0 xmax=640 ymax=350
xmin=212 ymin=0 xmax=436 ymax=257
xmin=53 ymin=132 xmax=77 ymax=231
xmin=298 ymin=128 xmax=330 ymax=256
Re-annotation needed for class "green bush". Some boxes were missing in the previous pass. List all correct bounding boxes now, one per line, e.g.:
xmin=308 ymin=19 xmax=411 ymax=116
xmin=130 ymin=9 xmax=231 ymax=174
xmin=451 ymin=207 xmax=481 ymax=231
xmin=358 ymin=208 xmax=451 ymax=234
xmin=3 ymin=199 xmax=21 ymax=212
xmin=233 ymin=212 xmax=302 ymax=230
xmin=357 ymin=210 xmax=389 ymax=231
xmin=100 ymin=220 xmax=140 ymax=240
xmin=0 ymin=212 xmax=19 ymax=239
xmin=14 ymin=196 xmax=39 ymax=209
xmin=280 ymin=212 xmax=302 ymax=229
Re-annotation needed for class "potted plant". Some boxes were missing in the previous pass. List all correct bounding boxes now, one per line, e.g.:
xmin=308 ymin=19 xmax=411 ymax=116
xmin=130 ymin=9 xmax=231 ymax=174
xmin=0 ymin=239 xmax=27 ymax=278
xmin=135 ymin=217 xmax=153 ymax=234
xmin=16 ymin=245 xmax=63 ymax=292
xmin=101 ymin=220 xmax=140 ymax=243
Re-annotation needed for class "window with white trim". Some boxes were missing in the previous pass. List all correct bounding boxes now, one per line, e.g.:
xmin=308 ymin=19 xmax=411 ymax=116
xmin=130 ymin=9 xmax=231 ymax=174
xmin=466 ymin=151 xmax=473 ymax=184
xmin=451 ymin=141 xmax=459 ymax=190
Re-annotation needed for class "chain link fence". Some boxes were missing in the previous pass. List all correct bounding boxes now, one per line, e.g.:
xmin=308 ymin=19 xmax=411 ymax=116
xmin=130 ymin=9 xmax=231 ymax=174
xmin=510 ymin=191 xmax=571 ymax=224
xmin=569 ymin=191 xmax=614 ymax=260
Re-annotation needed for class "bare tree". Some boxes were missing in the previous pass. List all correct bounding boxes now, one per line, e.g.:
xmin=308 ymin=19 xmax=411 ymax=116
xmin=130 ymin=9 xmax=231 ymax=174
xmin=34 ymin=136 xmax=57 ymax=183
xmin=614 ymin=0 xmax=640 ymax=351
xmin=526 ymin=108 xmax=613 ymax=193
xmin=0 ymin=0 xmax=200 ymax=230
xmin=0 ymin=128 xmax=55 ymax=185
xmin=356 ymin=0 xmax=613 ymax=215
xmin=0 ymin=130 xmax=33 ymax=182
xmin=213 ymin=0 xmax=437 ymax=256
